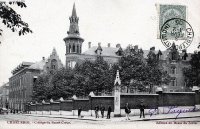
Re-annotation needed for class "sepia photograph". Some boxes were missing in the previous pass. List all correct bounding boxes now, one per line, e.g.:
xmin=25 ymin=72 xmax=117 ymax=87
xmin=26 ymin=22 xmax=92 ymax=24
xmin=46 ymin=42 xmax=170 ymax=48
xmin=0 ymin=0 xmax=200 ymax=129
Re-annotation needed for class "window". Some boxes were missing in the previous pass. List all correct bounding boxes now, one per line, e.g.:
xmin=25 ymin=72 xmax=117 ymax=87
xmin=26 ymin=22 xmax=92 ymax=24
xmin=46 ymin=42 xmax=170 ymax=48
xmin=51 ymin=59 xmax=57 ymax=70
xmin=73 ymin=44 xmax=75 ymax=52
xmin=68 ymin=61 xmax=76 ymax=69
xmin=171 ymin=78 xmax=177 ymax=86
xmin=171 ymin=67 xmax=176 ymax=74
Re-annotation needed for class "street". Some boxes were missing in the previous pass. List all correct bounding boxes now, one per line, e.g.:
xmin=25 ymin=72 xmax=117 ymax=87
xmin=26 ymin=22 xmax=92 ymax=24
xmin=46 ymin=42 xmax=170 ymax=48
xmin=0 ymin=114 xmax=199 ymax=129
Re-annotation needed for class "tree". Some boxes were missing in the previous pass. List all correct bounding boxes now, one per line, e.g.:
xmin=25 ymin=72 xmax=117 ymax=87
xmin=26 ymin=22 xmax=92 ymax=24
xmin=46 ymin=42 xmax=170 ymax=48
xmin=183 ymin=51 xmax=200 ymax=88
xmin=50 ymin=68 xmax=74 ymax=100
xmin=74 ymin=56 xmax=115 ymax=95
xmin=32 ymin=73 xmax=52 ymax=102
xmin=146 ymin=49 xmax=171 ymax=93
xmin=0 ymin=1 xmax=32 ymax=43
xmin=118 ymin=45 xmax=171 ymax=93
xmin=118 ymin=45 xmax=147 ymax=92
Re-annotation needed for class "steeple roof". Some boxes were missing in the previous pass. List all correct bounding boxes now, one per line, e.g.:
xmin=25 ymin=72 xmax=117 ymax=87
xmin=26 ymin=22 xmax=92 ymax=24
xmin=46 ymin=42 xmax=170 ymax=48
xmin=72 ymin=3 xmax=77 ymax=17
xmin=52 ymin=47 xmax=57 ymax=55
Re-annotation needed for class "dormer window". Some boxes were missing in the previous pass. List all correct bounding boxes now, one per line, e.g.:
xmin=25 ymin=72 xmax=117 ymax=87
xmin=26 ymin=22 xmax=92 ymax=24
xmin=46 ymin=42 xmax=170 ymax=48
xmin=171 ymin=67 xmax=176 ymax=74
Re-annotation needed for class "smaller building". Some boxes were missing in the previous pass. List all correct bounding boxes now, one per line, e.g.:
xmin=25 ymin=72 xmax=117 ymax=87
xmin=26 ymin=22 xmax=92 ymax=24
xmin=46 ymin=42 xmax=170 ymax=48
xmin=9 ymin=61 xmax=45 ymax=111
xmin=0 ymin=82 xmax=9 ymax=109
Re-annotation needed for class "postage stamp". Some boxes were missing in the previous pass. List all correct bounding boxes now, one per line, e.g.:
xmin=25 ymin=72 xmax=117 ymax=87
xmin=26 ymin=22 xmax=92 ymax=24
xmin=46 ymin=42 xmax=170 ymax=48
xmin=157 ymin=4 xmax=186 ymax=39
xmin=160 ymin=18 xmax=194 ymax=51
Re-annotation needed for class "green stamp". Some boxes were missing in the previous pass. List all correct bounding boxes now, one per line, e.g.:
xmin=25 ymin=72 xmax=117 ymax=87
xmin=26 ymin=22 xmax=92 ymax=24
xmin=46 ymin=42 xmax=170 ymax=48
xmin=158 ymin=4 xmax=186 ymax=39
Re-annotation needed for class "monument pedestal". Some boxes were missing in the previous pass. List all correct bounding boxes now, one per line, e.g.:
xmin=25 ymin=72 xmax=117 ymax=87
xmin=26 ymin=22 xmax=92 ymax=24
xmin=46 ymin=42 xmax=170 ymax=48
xmin=114 ymin=90 xmax=121 ymax=117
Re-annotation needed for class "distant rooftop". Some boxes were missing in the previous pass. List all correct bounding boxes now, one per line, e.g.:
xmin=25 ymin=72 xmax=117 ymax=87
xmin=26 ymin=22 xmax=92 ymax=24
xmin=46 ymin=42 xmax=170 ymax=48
xmin=28 ymin=60 xmax=46 ymax=70
xmin=83 ymin=46 xmax=120 ymax=57
xmin=12 ymin=62 xmax=34 ymax=75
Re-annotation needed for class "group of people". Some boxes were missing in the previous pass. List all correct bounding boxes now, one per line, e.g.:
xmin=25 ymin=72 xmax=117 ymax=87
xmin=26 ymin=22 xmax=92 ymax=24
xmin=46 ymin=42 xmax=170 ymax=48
xmin=78 ymin=101 xmax=146 ymax=120
xmin=125 ymin=101 xmax=145 ymax=120
xmin=95 ymin=104 xmax=112 ymax=119
xmin=77 ymin=104 xmax=112 ymax=119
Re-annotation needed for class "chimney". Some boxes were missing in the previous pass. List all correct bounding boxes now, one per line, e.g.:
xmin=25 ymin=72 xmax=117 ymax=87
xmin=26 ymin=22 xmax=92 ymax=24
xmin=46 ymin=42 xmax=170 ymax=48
xmin=88 ymin=42 xmax=91 ymax=49
xmin=116 ymin=44 xmax=121 ymax=48
xmin=108 ymin=43 xmax=111 ymax=47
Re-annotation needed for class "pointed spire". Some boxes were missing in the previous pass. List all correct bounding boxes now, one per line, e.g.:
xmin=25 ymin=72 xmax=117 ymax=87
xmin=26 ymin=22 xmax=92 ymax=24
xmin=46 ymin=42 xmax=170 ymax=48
xmin=72 ymin=3 xmax=77 ymax=17
xmin=114 ymin=70 xmax=121 ymax=85
xmin=52 ymin=47 xmax=57 ymax=55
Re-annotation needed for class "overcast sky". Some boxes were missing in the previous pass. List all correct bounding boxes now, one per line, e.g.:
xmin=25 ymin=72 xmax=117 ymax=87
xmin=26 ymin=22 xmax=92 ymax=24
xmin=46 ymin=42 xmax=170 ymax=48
xmin=0 ymin=0 xmax=200 ymax=86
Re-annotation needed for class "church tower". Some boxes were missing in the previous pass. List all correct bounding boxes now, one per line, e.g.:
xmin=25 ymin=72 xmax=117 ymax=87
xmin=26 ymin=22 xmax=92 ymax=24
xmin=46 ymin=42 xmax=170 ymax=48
xmin=63 ymin=3 xmax=84 ymax=68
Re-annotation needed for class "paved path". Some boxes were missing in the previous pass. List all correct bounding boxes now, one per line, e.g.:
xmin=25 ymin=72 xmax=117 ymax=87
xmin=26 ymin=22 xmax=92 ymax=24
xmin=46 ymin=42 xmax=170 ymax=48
xmin=24 ymin=111 xmax=200 ymax=122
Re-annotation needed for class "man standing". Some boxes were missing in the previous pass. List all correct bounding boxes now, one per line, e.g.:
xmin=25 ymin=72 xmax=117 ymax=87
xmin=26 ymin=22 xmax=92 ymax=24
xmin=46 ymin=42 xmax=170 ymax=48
xmin=100 ymin=104 xmax=105 ymax=118
xmin=139 ymin=101 xmax=145 ymax=118
xmin=95 ymin=105 xmax=99 ymax=118
xmin=107 ymin=105 xmax=112 ymax=119
xmin=125 ymin=103 xmax=131 ymax=120
xmin=78 ymin=107 xmax=82 ymax=119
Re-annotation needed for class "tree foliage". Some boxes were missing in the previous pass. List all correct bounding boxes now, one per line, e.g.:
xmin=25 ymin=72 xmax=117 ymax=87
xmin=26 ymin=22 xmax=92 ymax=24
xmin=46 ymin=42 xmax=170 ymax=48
xmin=50 ymin=68 xmax=74 ymax=100
xmin=0 ymin=1 xmax=32 ymax=43
xmin=74 ymin=56 xmax=114 ymax=95
xmin=119 ymin=45 xmax=171 ymax=92
xmin=183 ymin=51 xmax=200 ymax=87
xmin=32 ymin=45 xmax=172 ymax=101
xmin=32 ymin=73 xmax=52 ymax=102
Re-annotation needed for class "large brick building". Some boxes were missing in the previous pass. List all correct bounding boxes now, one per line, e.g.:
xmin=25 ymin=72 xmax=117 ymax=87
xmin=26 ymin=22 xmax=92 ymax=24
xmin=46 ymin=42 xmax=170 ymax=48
xmin=63 ymin=4 xmax=192 ymax=92
xmin=9 ymin=49 xmax=63 ymax=111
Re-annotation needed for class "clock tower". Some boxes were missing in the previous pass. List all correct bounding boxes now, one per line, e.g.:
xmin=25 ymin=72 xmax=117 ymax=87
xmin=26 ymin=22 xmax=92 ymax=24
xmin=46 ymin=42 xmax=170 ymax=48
xmin=63 ymin=3 xmax=84 ymax=68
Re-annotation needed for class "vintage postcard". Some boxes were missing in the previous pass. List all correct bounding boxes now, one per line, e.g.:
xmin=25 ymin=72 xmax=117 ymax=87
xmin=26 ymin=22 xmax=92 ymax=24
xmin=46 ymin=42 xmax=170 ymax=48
xmin=0 ymin=0 xmax=200 ymax=129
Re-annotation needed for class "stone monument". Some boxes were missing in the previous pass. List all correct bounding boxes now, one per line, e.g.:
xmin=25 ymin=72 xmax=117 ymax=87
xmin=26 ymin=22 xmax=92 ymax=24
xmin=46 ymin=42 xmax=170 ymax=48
xmin=114 ymin=70 xmax=121 ymax=117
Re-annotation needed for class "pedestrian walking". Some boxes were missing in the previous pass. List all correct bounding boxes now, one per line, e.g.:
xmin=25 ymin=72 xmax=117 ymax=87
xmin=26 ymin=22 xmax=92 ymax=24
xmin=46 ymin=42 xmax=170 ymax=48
xmin=139 ymin=101 xmax=145 ymax=118
xmin=107 ymin=105 xmax=112 ymax=119
xmin=125 ymin=103 xmax=131 ymax=120
xmin=100 ymin=104 xmax=105 ymax=118
xmin=78 ymin=107 xmax=82 ymax=118
xmin=95 ymin=105 xmax=99 ymax=118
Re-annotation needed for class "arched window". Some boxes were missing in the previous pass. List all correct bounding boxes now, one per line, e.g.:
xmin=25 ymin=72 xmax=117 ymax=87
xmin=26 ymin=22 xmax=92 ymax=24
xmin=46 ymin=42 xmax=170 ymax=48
xmin=51 ymin=59 xmax=57 ymax=70
xmin=69 ymin=44 xmax=72 ymax=53
xmin=73 ymin=44 xmax=75 ymax=52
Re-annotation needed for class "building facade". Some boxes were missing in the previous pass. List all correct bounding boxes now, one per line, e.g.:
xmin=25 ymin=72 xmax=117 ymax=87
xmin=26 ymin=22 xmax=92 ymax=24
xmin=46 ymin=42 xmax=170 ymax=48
xmin=63 ymin=4 xmax=191 ymax=92
xmin=0 ymin=82 xmax=9 ymax=109
xmin=9 ymin=48 xmax=63 ymax=111
xmin=9 ymin=62 xmax=43 ymax=111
